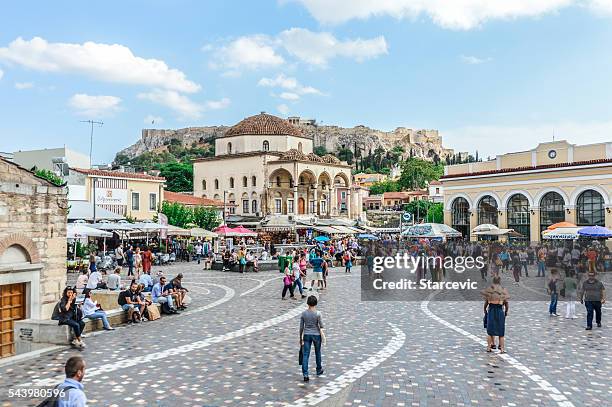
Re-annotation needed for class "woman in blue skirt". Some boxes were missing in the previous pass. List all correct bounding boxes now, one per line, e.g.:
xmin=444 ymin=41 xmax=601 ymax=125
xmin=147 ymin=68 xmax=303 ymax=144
xmin=482 ymin=276 xmax=509 ymax=353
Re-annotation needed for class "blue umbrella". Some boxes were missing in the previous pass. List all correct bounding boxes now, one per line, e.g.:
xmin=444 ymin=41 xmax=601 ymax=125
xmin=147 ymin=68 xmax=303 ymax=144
xmin=314 ymin=235 xmax=330 ymax=242
xmin=358 ymin=233 xmax=379 ymax=240
xmin=577 ymin=225 xmax=612 ymax=238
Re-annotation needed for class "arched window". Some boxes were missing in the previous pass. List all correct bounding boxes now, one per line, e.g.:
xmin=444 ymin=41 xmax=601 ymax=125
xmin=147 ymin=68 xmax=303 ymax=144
xmin=451 ymin=197 xmax=470 ymax=238
xmin=507 ymin=194 xmax=530 ymax=240
xmin=477 ymin=195 xmax=498 ymax=226
xmin=202 ymin=179 xmax=207 ymax=190
xmin=263 ymin=140 xmax=269 ymax=151
xmin=227 ymin=142 xmax=232 ymax=154
xmin=540 ymin=191 xmax=565 ymax=232
xmin=229 ymin=177 xmax=234 ymax=188
xmin=252 ymin=176 xmax=256 ymax=187
xmin=242 ymin=176 xmax=248 ymax=187
xmin=214 ymin=179 xmax=219 ymax=190
xmin=297 ymin=142 xmax=303 ymax=152
xmin=577 ymin=190 xmax=605 ymax=226
xmin=276 ymin=176 xmax=281 ymax=187
xmin=252 ymin=200 xmax=258 ymax=214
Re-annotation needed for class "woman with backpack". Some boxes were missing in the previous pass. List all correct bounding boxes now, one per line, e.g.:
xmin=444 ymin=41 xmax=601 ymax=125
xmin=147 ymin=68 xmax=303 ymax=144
xmin=53 ymin=287 xmax=86 ymax=349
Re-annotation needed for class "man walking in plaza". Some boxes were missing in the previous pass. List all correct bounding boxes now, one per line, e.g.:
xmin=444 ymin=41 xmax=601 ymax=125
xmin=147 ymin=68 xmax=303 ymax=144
xmin=126 ymin=245 xmax=134 ymax=277
xmin=579 ymin=271 xmax=606 ymax=330
xmin=57 ymin=356 xmax=87 ymax=407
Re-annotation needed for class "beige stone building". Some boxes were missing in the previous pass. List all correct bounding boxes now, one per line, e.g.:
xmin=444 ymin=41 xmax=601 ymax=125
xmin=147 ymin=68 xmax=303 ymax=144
xmin=193 ymin=113 xmax=361 ymax=219
xmin=441 ymin=140 xmax=612 ymax=241
xmin=0 ymin=158 xmax=67 ymax=357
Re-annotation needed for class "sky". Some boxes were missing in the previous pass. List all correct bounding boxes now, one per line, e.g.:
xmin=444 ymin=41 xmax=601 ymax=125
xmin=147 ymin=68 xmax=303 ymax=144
xmin=1 ymin=0 xmax=612 ymax=164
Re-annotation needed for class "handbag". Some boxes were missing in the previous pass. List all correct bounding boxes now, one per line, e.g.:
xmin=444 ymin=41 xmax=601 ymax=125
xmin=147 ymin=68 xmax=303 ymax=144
xmin=298 ymin=345 xmax=303 ymax=366
xmin=147 ymin=304 xmax=161 ymax=321
xmin=183 ymin=294 xmax=192 ymax=305
xmin=483 ymin=312 xmax=488 ymax=329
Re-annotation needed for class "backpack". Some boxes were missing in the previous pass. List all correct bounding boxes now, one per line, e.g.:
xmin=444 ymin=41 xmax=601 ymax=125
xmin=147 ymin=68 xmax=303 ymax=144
xmin=36 ymin=384 xmax=76 ymax=407
xmin=51 ymin=301 xmax=62 ymax=321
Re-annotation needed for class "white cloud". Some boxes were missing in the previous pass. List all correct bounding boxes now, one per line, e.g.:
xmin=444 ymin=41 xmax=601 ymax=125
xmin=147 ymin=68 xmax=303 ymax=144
xmin=279 ymin=91 xmax=300 ymax=101
xmin=460 ymin=55 xmax=492 ymax=64
xmin=589 ymin=0 xmax=612 ymax=14
xmin=68 ymin=93 xmax=122 ymax=117
xmin=14 ymin=81 xmax=34 ymax=89
xmin=0 ymin=68 xmax=3 ymax=80
xmin=278 ymin=28 xmax=387 ymax=66
xmin=138 ymin=91 xmax=230 ymax=120
xmin=138 ymin=89 xmax=203 ymax=120
xmin=277 ymin=104 xmax=290 ymax=115
xmin=444 ymin=120 xmax=612 ymax=158
xmin=210 ymin=35 xmax=284 ymax=73
xmin=144 ymin=115 xmax=163 ymax=125
xmin=208 ymin=29 xmax=386 ymax=71
xmin=204 ymin=97 xmax=231 ymax=110
xmin=0 ymin=37 xmax=200 ymax=93
xmin=290 ymin=0 xmax=578 ymax=30
xmin=258 ymin=74 xmax=323 ymax=101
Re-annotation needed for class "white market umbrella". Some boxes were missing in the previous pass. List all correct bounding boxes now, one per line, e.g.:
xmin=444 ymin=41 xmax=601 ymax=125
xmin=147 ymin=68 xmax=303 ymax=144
xmin=67 ymin=223 xmax=113 ymax=239
xmin=472 ymin=224 xmax=499 ymax=233
xmin=190 ymin=228 xmax=219 ymax=238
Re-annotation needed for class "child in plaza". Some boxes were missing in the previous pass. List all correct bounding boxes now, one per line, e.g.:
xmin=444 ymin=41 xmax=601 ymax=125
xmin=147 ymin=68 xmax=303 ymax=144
xmin=282 ymin=263 xmax=296 ymax=300
xmin=300 ymin=295 xmax=326 ymax=382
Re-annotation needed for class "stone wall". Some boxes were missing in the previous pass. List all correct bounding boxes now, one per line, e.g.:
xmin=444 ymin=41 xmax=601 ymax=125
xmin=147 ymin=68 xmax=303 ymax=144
xmin=0 ymin=159 xmax=68 ymax=319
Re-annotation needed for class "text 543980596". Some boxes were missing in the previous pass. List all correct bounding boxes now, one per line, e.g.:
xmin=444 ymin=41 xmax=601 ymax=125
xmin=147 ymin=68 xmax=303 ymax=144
xmin=7 ymin=387 xmax=66 ymax=399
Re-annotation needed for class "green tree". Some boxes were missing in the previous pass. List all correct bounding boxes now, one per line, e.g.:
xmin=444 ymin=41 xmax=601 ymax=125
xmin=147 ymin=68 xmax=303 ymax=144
xmin=426 ymin=202 xmax=443 ymax=223
xmin=34 ymin=169 xmax=64 ymax=186
xmin=398 ymin=158 xmax=443 ymax=190
xmin=313 ymin=146 xmax=327 ymax=156
xmin=160 ymin=201 xmax=193 ymax=228
xmin=193 ymin=206 xmax=221 ymax=230
xmin=337 ymin=148 xmax=353 ymax=164
xmin=159 ymin=162 xmax=193 ymax=192
xmin=368 ymin=180 xmax=400 ymax=195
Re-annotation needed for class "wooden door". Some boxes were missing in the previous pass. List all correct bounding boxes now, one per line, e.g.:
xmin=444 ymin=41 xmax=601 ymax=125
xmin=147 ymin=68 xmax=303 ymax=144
xmin=298 ymin=198 xmax=305 ymax=214
xmin=0 ymin=283 xmax=26 ymax=358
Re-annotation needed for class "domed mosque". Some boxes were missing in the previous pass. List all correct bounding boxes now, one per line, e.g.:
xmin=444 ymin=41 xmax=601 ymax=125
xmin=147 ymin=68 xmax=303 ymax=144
xmin=193 ymin=112 xmax=361 ymax=225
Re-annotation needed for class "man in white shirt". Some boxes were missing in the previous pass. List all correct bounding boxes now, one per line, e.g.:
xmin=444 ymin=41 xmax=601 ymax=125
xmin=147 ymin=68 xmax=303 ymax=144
xmin=139 ymin=272 xmax=154 ymax=292
xmin=86 ymin=269 xmax=102 ymax=290
xmin=107 ymin=267 xmax=121 ymax=290
xmin=115 ymin=245 xmax=124 ymax=267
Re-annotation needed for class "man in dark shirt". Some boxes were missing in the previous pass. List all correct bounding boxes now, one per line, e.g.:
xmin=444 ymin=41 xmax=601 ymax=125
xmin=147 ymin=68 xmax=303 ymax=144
xmin=126 ymin=246 xmax=134 ymax=277
xmin=580 ymin=271 xmax=606 ymax=330
xmin=118 ymin=282 xmax=142 ymax=323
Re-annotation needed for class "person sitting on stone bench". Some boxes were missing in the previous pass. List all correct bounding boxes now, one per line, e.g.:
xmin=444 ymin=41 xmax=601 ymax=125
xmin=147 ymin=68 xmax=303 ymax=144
xmin=152 ymin=275 xmax=179 ymax=314
xmin=107 ymin=267 xmax=121 ymax=291
xmin=86 ymin=268 xmax=104 ymax=290
xmin=138 ymin=271 xmax=154 ymax=292
xmin=81 ymin=288 xmax=115 ymax=331
xmin=52 ymin=286 xmax=85 ymax=349
xmin=136 ymin=283 xmax=153 ymax=321
xmin=76 ymin=269 xmax=88 ymax=291
xmin=118 ymin=281 xmax=144 ymax=323
xmin=164 ymin=275 xmax=186 ymax=310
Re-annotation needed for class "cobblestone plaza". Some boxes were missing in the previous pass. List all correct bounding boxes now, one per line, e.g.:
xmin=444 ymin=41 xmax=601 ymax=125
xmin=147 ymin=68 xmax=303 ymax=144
xmin=0 ymin=262 xmax=609 ymax=407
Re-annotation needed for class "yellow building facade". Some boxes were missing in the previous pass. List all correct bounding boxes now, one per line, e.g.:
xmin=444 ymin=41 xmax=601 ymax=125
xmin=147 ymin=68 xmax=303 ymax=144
xmin=70 ymin=168 xmax=165 ymax=221
xmin=441 ymin=141 xmax=612 ymax=241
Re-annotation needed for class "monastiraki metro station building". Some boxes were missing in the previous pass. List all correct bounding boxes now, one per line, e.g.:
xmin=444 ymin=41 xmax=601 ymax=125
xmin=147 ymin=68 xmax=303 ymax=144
xmin=193 ymin=113 xmax=363 ymax=223
xmin=441 ymin=140 xmax=612 ymax=242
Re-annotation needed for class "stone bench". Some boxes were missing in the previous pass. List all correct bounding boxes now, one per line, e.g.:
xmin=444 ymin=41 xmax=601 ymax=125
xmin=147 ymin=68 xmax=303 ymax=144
xmin=13 ymin=304 xmax=160 ymax=354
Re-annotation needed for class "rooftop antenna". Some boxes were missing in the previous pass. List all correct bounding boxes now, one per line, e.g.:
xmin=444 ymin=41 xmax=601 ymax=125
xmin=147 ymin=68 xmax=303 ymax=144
xmin=552 ymin=128 xmax=555 ymax=142
xmin=80 ymin=120 xmax=104 ymax=168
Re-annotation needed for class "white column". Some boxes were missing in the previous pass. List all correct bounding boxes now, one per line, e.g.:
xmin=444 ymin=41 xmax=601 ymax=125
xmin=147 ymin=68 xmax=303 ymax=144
xmin=347 ymin=188 xmax=352 ymax=219
xmin=313 ymin=184 xmax=318 ymax=215
xmin=329 ymin=187 xmax=336 ymax=216
xmin=293 ymin=186 xmax=298 ymax=215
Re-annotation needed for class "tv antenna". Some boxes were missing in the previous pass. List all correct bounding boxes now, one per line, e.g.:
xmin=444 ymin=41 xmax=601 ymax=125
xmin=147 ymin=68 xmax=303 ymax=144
xmin=80 ymin=120 xmax=104 ymax=168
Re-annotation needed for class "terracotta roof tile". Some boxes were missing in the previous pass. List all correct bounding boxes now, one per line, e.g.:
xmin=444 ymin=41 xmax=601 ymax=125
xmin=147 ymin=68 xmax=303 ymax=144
xmin=72 ymin=168 xmax=165 ymax=181
xmin=225 ymin=113 xmax=304 ymax=138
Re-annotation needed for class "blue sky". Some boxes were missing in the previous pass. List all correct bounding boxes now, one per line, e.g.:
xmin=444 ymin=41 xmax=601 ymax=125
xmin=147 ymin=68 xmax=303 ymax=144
xmin=1 ymin=0 xmax=612 ymax=164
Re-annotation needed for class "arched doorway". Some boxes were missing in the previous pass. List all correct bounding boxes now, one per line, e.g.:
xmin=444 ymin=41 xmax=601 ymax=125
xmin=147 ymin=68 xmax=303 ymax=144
xmin=451 ymin=197 xmax=470 ymax=238
xmin=507 ymin=194 xmax=530 ymax=240
xmin=576 ymin=190 xmax=605 ymax=226
xmin=298 ymin=197 xmax=306 ymax=214
xmin=477 ymin=195 xmax=498 ymax=226
xmin=540 ymin=192 xmax=565 ymax=232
